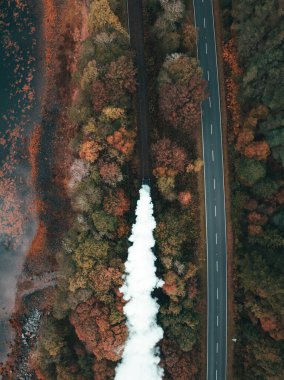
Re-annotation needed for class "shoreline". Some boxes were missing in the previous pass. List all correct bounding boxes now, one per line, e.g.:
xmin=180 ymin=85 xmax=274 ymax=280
xmin=2 ymin=1 xmax=219 ymax=378
xmin=1 ymin=0 xmax=85 ymax=376
xmin=0 ymin=0 xmax=44 ymax=366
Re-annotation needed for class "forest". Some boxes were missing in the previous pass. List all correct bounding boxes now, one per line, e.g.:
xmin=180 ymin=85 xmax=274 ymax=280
xmin=221 ymin=0 xmax=284 ymax=378
xmin=30 ymin=1 xmax=206 ymax=379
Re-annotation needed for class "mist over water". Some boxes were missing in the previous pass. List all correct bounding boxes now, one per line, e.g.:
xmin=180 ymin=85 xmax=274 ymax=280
xmin=115 ymin=185 xmax=164 ymax=380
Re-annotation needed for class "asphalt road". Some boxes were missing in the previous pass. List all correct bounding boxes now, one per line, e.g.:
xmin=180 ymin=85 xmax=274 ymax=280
xmin=126 ymin=0 xmax=151 ymax=181
xmin=193 ymin=0 xmax=227 ymax=379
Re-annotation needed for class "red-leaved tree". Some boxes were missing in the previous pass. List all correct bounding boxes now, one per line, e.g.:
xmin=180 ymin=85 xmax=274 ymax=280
xmin=104 ymin=189 xmax=130 ymax=216
xmin=98 ymin=160 xmax=123 ymax=186
xmin=93 ymin=80 xmax=109 ymax=113
xmin=70 ymin=297 xmax=127 ymax=362
xmin=106 ymin=56 xmax=136 ymax=98
xmin=152 ymin=137 xmax=187 ymax=173
xmin=158 ymin=55 xmax=206 ymax=133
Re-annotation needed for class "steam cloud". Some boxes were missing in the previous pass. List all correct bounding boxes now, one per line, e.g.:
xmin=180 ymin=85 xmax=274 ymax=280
xmin=115 ymin=185 xmax=164 ymax=380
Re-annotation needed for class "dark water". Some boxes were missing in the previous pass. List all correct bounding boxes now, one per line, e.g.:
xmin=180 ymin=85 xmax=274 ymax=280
xmin=0 ymin=0 xmax=43 ymax=363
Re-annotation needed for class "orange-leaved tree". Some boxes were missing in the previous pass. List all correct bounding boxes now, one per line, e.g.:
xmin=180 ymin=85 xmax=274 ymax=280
xmin=106 ymin=127 xmax=136 ymax=159
xmin=79 ymin=140 xmax=102 ymax=163
xmin=244 ymin=141 xmax=270 ymax=161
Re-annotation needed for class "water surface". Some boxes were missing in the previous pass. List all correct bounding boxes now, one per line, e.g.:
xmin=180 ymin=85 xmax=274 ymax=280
xmin=0 ymin=0 xmax=43 ymax=363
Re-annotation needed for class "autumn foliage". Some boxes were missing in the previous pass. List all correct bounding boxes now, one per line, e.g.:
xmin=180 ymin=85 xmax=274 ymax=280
xmin=152 ymin=138 xmax=187 ymax=173
xmin=158 ymin=54 xmax=206 ymax=133
xmin=178 ymin=191 xmax=191 ymax=206
xmin=235 ymin=128 xmax=254 ymax=151
xmin=35 ymin=1 xmax=138 ymax=378
xmin=146 ymin=8 xmax=205 ymax=375
xmin=79 ymin=140 xmax=102 ymax=163
xmin=243 ymin=141 xmax=270 ymax=161
xmin=104 ymin=189 xmax=130 ymax=217
xmin=88 ymin=0 xmax=127 ymax=37
xmin=223 ymin=39 xmax=242 ymax=138
xmin=161 ymin=339 xmax=198 ymax=380
xmin=106 ymin=56 xmax=136 ymax=96
xmin=92 ymin=360 xmax=115 ymax=380
xmin=223 ymin=3 xmax=284 ymax=378
xmin=92 ymin=80 xmax=109 ymax=113
xmin=98 ymin=160 xmax=123 ymax=186
xmin=70 ymin=297 xmax=127 ymax=361
xmin=28 ymin=124 xmax=42 ymax=182
xmin=106 ymin=127 xmax=136 ymax=158
xmin=35 ymin=0 xmax=206 ymax=378
xmin=247 ymin=211 xmax=268 ymax=226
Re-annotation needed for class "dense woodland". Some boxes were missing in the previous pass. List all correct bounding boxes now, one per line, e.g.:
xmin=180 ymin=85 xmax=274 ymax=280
xmin=146 ymin=0 xmax=206 ymax=378
xmin=32 ymin=1 xmax=206 ymax=379
xmin=221 ymin=0 xmax=284 ymax=378
xmin=34 ymin=1 xmax=137 ymax=377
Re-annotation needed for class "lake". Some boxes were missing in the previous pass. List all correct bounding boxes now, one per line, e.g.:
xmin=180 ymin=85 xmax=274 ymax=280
xmin=0 ymin=0 xmax=43 ymax=364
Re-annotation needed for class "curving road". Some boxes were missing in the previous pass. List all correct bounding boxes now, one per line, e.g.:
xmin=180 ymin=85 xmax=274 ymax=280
xmin=193 ymin=0 xmax=227 ymax=379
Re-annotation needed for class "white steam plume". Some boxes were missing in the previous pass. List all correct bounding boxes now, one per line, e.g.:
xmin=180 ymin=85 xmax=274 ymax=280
xmin=115 ymin=185 xmax=164 ymax=380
